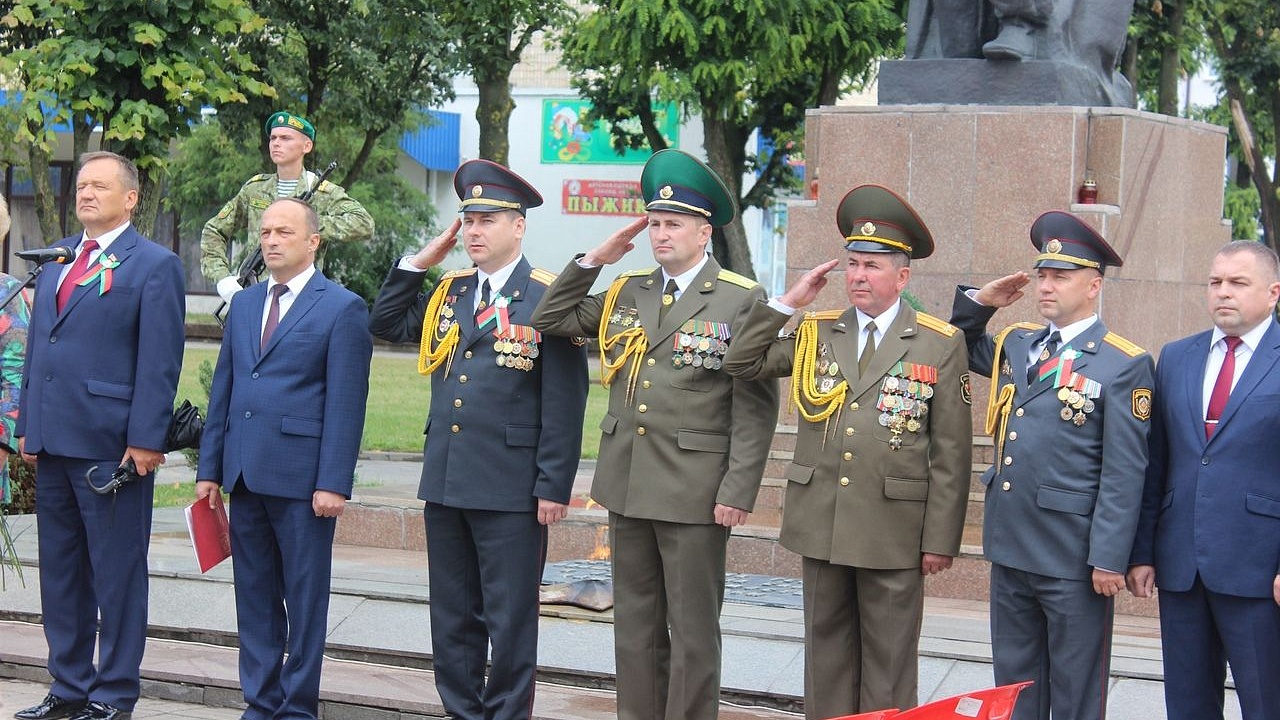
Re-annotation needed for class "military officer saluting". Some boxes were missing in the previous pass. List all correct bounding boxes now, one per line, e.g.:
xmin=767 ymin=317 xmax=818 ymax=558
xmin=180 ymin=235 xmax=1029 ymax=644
xmin=201 ymin=111 xmax=374 ymax=301
xmin=949 ymin=212 xmax=1155 ymax=720
xmin=368 ymin=159 xmax=588 ymax=720
xmin=723 ymin=185 xmax=973 ymax=718
xmin=532 ymin=149 xmax=779 ymax=720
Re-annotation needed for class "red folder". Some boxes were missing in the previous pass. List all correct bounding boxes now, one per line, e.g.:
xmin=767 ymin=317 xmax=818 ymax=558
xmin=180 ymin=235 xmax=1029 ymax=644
xmin=185 ymin=494 xmax=231 ymax=573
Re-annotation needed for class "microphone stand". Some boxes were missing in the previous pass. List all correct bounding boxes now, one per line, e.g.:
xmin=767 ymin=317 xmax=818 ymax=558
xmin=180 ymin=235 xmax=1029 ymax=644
xmin=0 ymin=261 xmax=50 ymax=312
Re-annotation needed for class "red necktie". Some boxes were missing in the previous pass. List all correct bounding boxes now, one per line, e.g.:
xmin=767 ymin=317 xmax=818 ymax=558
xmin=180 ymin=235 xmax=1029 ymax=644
xmin=56 ymin=239 xmax=99 ymax=313
xmin=261 ymin=284 xmax=289 ymax=351
xmin=1205 ymin=335 xmax=1242 ymax=438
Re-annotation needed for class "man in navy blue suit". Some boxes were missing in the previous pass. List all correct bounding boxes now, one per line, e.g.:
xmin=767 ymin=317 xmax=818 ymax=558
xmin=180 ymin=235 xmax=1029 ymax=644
xmin=15 ymin=151 xmax=186 ymax=720
xmin=368 ymin=160 xmax=588 ymax=720
xmin=1128 ymin=240 xmax=1280 ymax=720
xmin=196 ymin=198 xmax=372 ymax=720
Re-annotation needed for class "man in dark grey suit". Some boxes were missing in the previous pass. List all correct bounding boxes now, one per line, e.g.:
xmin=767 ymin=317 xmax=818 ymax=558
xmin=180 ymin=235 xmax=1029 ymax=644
xmin=950 ymin=211 xmax=1154 ymax=720
xmin=368 ymin=160 xmax=588 ymax=720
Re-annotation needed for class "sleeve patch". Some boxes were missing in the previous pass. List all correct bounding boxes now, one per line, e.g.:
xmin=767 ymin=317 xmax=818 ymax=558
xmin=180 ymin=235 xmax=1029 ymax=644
xmin=961 ymin=372 xmax=972 ymax=405
xmin=1132 ymin=388 xmax=1152 ymax=421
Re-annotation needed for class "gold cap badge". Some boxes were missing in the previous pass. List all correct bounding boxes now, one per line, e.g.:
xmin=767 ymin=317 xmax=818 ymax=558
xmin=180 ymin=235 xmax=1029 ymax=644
xmin=861 ymin=221 xmax=877 ymax=236
xmin=471 ymin=185 xmax=483 ymax=198
xmin=1046 ymin=239 xmax=1063 ymax=253
xmin=659 ymin=185 xmax=674 ymax=199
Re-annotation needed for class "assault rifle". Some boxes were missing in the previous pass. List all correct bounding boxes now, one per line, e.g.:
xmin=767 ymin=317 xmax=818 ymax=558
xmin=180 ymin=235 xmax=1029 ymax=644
xmin=213 ymin=160 xmax=339 ymax=326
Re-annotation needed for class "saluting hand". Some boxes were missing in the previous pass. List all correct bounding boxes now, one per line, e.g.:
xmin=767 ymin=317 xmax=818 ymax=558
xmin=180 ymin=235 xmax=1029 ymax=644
xmin=409 ymin=218 xmax=462 ymax=270
xmin=581 ymin=217 xmax=648 ymax=267
xmin=973 ymin=271 xmax=1031 ymax=309
xmin=779 ymin=259 xmax=841 ymax=310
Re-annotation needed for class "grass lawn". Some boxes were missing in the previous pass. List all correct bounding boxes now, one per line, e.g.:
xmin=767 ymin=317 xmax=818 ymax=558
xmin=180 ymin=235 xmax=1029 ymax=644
xmin=179 ymin=346 xmax=609 ymax=460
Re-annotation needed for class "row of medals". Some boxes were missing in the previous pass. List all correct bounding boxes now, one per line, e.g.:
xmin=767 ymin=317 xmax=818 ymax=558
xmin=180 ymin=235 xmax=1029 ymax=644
xmin=673 ymin=332 xmax=729 ymax=369
xmin=493 ymin=337 xmax=539 ymax=371
xmin=879 ymin=375 xmax=934 ymax=448
xmin=1057 ymin=386 xmax=1096 ymax=426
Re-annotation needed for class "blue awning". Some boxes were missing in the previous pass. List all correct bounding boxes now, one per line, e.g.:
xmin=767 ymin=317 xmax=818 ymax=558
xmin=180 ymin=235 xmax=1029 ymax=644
xmin=400 ymin=110 xmax=461 ymax=173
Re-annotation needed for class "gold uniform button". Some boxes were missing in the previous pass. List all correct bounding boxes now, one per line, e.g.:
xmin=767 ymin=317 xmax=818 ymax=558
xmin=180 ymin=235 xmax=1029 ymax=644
xmin=638 ymin=404 xmax=648 ymax=413
xmin=450 ymin=424 xmax=460 ymax=433
xmin=459 ymin=375 xmax=469 ymax=383
xmin=850 ymin=402 xmax=860 ymax=411
xmin=839 ymin=477 xmax=850 ymax=486
xmin=1008 ymin=431 xmax=1017 ymax=441
xmin=642 ymin=380 xmax=652 ymax=389
xmin=1015 ymin=408 xmax=1025 ymax=417
xmin=647 ymin=358 xmax=656 ymax=367
xmin=842 ymin=451 xmax=853 ymax=461
xmin=464 ymin=351 xmax=473 ymax=359
xmin=845 ymin=427 xmax=855 ymax=436
xmin=1004 ymin=456 xmax=1013 ymax=466
xmin=453 ymin=399 xmax=462 ymax=408
xmin=637 ymin=426 xmax=647 ymax=436
xmin=1002 ymin=481 xmax=1011 ymax=491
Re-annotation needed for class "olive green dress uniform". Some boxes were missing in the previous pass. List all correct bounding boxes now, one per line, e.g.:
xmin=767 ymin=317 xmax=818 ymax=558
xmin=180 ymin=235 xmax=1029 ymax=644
xmin=531 ymin=150 xmax=779 ymax=720
xmin=948 ymin=212 xmax=1154 ymax=720
xmin=200 ymin=171 xmax=374 ymax=282
xmin=723 ymin=185 xmax=972 ymax=718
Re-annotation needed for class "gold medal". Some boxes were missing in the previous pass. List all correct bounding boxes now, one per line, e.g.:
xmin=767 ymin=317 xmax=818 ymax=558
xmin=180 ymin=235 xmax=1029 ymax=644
xmin=493 ymin=340 xmax=504 ymax=353
xmin=1071 ymin=395 xmax=1086 ymax=410
xmin=906 ymin=418 xmax=921 ymax=432
xmin=697 ymin=337 xmax=711 ymax=352
xmin=662 ymin=293 xmax=674 ymax=307
xmin=1057 ymin=387 xmax=1071 ymax=402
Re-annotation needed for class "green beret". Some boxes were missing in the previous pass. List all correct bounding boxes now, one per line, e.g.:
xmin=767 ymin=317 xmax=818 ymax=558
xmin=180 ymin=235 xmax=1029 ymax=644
xmin=265 ymin=111 xmax=315 ymax=141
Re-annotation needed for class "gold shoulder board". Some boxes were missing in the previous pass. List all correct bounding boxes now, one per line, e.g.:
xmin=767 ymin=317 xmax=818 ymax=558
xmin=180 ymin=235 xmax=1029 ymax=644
xmin=916 ymin=312 xmax=959 ymax=337
xmin=442 ymin=268 xmax=477 ymax=280
xmin=619 ymin=268 xmax=654 ymax=279
xmin=803 ymin=310 xmax=844 ymax=322
xmin=1103 ymin=332 xmax=1145 ymax=357
xmin=529 ymin=268 xmax=558 ymax=286
xmin=717 ymin=269 xmax=758 ymax=290
xmin=995 ymin=321 xmax=1044 ymax=344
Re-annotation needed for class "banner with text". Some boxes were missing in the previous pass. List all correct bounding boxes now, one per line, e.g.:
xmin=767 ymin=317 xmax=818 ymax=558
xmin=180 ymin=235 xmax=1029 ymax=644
xmin=562 ymin=180 xmax=647 ymax=216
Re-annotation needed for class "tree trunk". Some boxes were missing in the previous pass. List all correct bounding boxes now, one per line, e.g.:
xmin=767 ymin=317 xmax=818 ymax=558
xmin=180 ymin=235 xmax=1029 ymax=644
xmin=25 ymin=136 xmax=60 ymax=244
xmin=475 ymin=74 xmax=514 ymax=165
xmin=701 ymin=115 xmax=756 ymax=278
xmin=344 ymin=127 xmax=386 ymax=187
xmin=1156 ymin=1 xmax=1185 ymax=116
xmin=1225 ymin=88 xmax=1279 ymax=248
xmin=133 ymin=168 xmax=162 ymax=238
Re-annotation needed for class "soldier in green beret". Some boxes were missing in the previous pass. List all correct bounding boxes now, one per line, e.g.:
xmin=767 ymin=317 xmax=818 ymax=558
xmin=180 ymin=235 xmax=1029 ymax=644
xmin=200 ymin=111 xmax=374 ymax=302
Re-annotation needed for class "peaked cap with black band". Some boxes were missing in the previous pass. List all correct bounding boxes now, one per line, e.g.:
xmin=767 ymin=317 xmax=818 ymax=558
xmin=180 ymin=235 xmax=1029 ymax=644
xmin=265 ymin=111 xmax=315 ymax=141
xmin=837 ymin=184 xmax=934 ymax=259
xmin=641 ymin=149 xmax=737 ymax=227
xmin=1030 ymin=210 xmax=1123 ymax=271
xmin=453 ymin=159 xmax=544 ymax=216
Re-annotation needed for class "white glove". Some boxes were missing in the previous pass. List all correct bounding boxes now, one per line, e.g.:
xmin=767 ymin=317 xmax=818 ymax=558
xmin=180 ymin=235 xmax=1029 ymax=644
xmin=217 ymin=276 xmax=243 ymax=303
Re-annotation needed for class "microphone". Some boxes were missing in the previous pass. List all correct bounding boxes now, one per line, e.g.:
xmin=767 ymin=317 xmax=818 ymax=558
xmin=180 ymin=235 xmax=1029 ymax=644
xmin=15 ymin=246 xmax=77 ymax=265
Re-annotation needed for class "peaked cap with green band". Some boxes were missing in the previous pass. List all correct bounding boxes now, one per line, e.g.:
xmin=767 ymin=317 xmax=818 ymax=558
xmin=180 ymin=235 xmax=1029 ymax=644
xmin=265 ymin=111 xmax=315 ymax=141
xmin=1030 ymin=210 xmax=1123 ymax=271
xmin=837 ymin=184 xmax=934 ymax=259
xmin=453 ymin=159 xmax=544 ymax=216
xmin=641 ymin=149 xmax=737 ymax=227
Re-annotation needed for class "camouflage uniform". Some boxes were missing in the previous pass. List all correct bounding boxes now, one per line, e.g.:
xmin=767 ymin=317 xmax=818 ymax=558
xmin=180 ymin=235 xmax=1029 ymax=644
xmin=200 ymin=170 xmax=374 ymax=284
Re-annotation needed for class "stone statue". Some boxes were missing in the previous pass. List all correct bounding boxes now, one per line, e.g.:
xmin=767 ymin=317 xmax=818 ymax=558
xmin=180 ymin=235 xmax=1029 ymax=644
xmin=884 ymin=0 xmax=1137 ymax=107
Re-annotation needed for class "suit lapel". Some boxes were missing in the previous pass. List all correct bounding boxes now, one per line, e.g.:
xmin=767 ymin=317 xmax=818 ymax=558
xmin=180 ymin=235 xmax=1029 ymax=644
xmin=464 ymin=258 xmax=533 ymax=348
xmin=1182 ymin=331 xmax=1213 ymax=447
xmin=1211 ymin=321 xmax=1280 ymax=440
xmin=848 ymin=303 xmax=916 ymax=399
xmin=54 ymin=229 xmax=139 ymax=328
xmin=655 ymin=258 xmax=718 ymax=342
xmin=450 ymin=273 xmax=478 ymax=341
xmin=826 ymin=307 xmax=860 ymax=391
xmin=635 ymin=268 xmax=664 ymax=342
xmin=258 ymin=273 xmax=325 ymax=361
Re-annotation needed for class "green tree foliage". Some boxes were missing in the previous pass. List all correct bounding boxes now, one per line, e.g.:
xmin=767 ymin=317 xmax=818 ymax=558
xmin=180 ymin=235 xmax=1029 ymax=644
xmin=1124 ymin=1 xmax=1209 ymax=114
xmin=557 ymin=0 xmax=904 ymax=277
xmin=439 ymin=0 xmax=568 ymax=165
xmin=219 ymin=0 xmax=459 ymax=187
xmin=0 ymin=0 xmax=275 ymax=235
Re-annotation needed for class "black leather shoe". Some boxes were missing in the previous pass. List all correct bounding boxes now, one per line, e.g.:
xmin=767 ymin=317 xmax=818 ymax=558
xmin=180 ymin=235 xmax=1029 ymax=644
xmin=67 ymin=703 xmax=130 ymax=720
xmin=14 ymin=694 xmax=86 ymax=720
